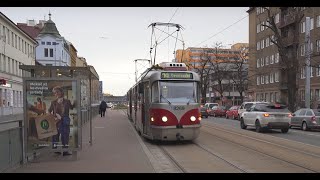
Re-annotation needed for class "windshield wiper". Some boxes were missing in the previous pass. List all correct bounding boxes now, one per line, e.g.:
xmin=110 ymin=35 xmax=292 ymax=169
xmin=160 ymin=94 xmax=171 ymax=105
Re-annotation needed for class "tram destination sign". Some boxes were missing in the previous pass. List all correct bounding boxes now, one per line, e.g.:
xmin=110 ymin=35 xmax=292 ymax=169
xmin=161 ymin=72 xmax=193 ymax=79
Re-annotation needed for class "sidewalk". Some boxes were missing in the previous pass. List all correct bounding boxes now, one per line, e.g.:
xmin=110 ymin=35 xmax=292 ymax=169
xmin=10 ymin=109 xmax=155 ymax=173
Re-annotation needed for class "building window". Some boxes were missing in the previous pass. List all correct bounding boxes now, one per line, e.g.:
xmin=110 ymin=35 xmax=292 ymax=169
xmin=257 ymin=41 xmax=260 ymax=50
xmin=275 ymin=72 xmax=279 ymax=82
xmin=265 ymin=56 xmax=269 ymax=65
xmin=266 ymin=37 xmax=270 ymax=47
xmin=301 ymin=44 xmax=305 ymax=56
xmin=44 ymin=48 xmax=48 ymax=57
xmin=310 ymin=42 xmax=313 ymax=53
xmin=11 ymin=32 xmax=14 ymax=47
xmin=311 ymin=18 xmax=314 ymax=30
xmin=270 ymin=35 xmax=274 ymax=45
xmin=301 ymin=21 xmax=306 ymax=33
xmin=52 ymin=42 xmax=57 ymax=45
xmin=301 ymin=67 xmax=305 ymax=79
xmin=315 ymin=89 xmax=320 ymax=100
xmin=257 ymin=59 xmax=260 ymax=68
xmin=310 ymin=67 xmax=313 ymax=77
xmin=270 ymin=73 xmax=274 ymax=83
xmin=265 ymin=75 xmax=269 ymax=84
xmin=317 ymin=65 xmax=320 ymax=76
xmin=50 ymin=48 xmax=53 ymax=57
xmin=261 ymin=76 xmax=265 ymax=84
xmin=317 ymin=40 xmax=320 ymax=52
xmin=270 ymin=54 xmax=274 ymax=64
xmin=275 ymin=13 xmax=280 ymax=24
xmin=257 ymin=76 xmax=260 ymax=85
xmin=301 ymin=90 xmax=305 ymax=101
xmin=270 ymin=92 xmax=274 ymax=102
xmin=261 ymin=57 xmax=264 ymax=66
xmin=274 ymin=53 xmax=279 ymax=63
xmin=261 ymin=39 xmax=265 ymax=49
xmin=41 ymin=41 xmax=45 ymax=45
xmin=47 ymin=42 xmax=51 ymax=45
xmin=317 ymin=15 xmax=320 ymax=27
xmin=15 ymin=34 xmax=17 ymax=48
xmin=261 ymin=21 xmax=265 ymax=31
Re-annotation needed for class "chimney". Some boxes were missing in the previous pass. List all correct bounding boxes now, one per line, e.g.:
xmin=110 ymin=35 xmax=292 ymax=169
xmin=27 ymin=19 xmax=36 ymax=26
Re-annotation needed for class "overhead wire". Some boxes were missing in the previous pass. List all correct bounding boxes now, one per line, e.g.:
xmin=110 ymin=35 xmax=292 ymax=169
xmin=194 ymin=14 xmax=248 ymax=47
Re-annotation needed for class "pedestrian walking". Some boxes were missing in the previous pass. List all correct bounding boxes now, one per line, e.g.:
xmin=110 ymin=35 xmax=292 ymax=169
xmin=100 ymin=100 xmax=107 ymax=117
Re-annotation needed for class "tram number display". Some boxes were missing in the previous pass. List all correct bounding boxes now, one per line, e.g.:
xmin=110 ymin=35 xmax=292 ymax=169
xmin=161 ymin=72 xmax=193 ymax=79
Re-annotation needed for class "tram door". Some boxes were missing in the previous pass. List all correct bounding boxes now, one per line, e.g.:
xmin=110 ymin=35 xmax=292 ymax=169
xmin=142 ymin=82 xmax=150 ymax=135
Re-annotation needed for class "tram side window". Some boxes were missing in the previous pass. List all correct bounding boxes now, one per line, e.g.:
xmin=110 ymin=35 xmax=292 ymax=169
xmin=151 ymin=82 xmax=159 ymax=103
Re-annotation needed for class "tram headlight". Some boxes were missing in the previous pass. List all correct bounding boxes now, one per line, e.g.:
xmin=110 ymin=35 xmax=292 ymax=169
xmin=190 ymin=116 xmax=196 ymax=122
xmin=151 ymin=117 xmax=154 ymax=122
xmin=162 ymin=116 xmax=168 ymax=122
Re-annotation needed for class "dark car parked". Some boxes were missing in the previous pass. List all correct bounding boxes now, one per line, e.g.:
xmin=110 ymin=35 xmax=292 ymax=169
xmin=200 ymin=106 xmax=209 ymax=118
xmin=291 ymin=108 xmax=320 ymax=131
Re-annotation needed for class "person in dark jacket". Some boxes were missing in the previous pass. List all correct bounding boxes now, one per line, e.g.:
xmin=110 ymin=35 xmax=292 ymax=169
xmin=100 ymin=101 xmax=107 ymax=117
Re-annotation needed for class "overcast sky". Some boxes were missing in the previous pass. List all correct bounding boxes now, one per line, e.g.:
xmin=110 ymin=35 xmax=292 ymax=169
xmin=0 ymin=7 xmax=249 ymax=96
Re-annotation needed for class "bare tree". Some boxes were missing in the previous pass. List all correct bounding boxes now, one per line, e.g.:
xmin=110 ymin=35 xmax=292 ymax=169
xmin=229 ymin=45 xmax=249 ymax=103
xmin=184 ymin=48 xmax=214 ymax=104
xmin=262 ymin=7 xmax=304 ymax=112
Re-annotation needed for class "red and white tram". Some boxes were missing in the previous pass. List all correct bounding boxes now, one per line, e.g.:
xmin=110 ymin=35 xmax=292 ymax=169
xmin=127 ymin=62 xmax=201 ymax=141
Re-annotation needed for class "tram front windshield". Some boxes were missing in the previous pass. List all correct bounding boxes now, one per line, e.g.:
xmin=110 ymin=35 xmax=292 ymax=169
xmin=153 ymin=81 xmax=198 ymax=103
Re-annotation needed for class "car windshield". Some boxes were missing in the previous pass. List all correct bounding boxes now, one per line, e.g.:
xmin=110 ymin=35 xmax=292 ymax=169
xmin=159 ymin=81 xmax=198 ymax=103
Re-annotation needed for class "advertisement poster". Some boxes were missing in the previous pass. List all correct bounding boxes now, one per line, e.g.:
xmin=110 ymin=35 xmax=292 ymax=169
xmin=26 ymin=80 xmax=78 ymax=153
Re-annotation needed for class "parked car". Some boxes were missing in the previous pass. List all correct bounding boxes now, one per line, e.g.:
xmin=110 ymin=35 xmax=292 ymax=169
xmin=208 ymin=106 xmax=227 ymax=117
xmin=290 ymin=108 xmax=320 ymax=131
xmin=240 ymin=103 xmax=292 ymax=133
xmin=200 ymin=106 xmax=209 ymax=118
xmin=237 ymin=101 xmax=270 ymax=120
xmin=107 ymin=102 xmax=114 ymax=109
xmin=226 ymin=105 xmax=240 ymax=120
xmin=204 ymin=103 xmax=219 ymax=115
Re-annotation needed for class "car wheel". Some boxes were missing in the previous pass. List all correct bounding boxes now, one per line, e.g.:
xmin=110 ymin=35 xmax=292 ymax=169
xmin=240 ymin=118 xmax=247 ymax=129
xmin=255 ymin=120 xmax=263 ymax=133
xmin=226 ymin=114 xmax=229 ymax=119
xmin=281 ymin=128 xmax=289 ymax=133
xmin=302 ymin=122 xmax=309 ymax=131
xmin=233 ymin=114 xmax=236 ymax=120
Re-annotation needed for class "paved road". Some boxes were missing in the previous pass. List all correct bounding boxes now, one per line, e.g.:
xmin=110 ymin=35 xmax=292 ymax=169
xmin=203 ymin=116 xmax=320 ymax=147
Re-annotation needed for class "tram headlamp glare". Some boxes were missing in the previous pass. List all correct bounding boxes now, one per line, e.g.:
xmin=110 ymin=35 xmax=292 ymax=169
xmin=151 ymin=117 xmax=154 ymax=122
xmin=162 ymin=116 xmax=168 ymax=122
xmin=190 ymin=116 xmax=196 ymax=121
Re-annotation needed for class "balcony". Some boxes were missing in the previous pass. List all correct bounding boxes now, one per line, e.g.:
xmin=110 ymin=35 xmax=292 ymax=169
xmin=279 ymin=15 xmax=295 ymax=29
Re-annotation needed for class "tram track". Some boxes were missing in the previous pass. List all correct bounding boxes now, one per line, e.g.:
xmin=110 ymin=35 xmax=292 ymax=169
xmin=201 ymin=123 xmax=320 ymax=173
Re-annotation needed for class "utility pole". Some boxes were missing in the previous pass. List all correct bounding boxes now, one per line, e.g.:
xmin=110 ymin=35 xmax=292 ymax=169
xmin=305 ymin=17 xmax=311 ymax=108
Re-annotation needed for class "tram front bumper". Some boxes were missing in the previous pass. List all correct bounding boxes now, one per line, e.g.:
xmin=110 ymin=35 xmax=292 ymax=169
xmin=150 ymin=124 xmax=201 ymax=141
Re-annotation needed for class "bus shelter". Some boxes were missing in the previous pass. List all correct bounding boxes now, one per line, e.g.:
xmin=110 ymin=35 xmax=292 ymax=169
xmin=20 ymin=65 xmax=100 ymax=162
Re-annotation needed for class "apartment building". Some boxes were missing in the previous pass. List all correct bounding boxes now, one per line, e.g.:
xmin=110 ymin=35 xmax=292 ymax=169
xmin=0 ymin=12 xmax=37 ymax=115
xmin=247 ymin=7 xmax=320 ymax=108
xmin=175 ymin=43 xmax=248 ymax=106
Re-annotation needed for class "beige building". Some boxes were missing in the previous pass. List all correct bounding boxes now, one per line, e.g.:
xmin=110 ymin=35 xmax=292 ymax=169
xmin=247 ymin=7 xmax=320 ymax=108
xmin=76 ymin=56 xmax=87 ymax=67
xmin=0 ymin=12 xmax=37 ymax=115
xmin=68 ymin=41 xmax=77 ymax=67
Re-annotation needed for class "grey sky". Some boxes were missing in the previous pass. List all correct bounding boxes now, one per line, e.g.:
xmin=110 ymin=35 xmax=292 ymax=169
xmin=0 ymin=7 xmax=249 ymax=96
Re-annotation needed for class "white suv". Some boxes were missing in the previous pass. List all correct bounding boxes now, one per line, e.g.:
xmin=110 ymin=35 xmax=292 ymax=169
xmin=240 ymin=103 xmax=291 ymax=133
xmin=237 ymin=101 xmax=269 ymax=120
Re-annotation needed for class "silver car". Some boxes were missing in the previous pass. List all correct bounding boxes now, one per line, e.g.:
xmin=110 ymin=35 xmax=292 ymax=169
xmin=240 ymin=103 xmax=292 ymax=133
xmin=291 ymin=108 xmax=320 ymax=131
